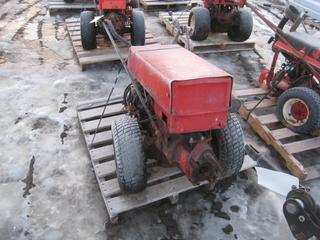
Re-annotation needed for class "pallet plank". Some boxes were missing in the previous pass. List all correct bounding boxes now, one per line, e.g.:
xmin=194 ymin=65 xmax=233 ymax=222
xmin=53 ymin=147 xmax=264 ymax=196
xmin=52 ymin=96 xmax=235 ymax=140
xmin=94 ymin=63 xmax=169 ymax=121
xmin=256 ymin=113 xmax=278 ymax=125
xmin=233 ymin=88 xmax=267 ymax=98
xmin=244 ymin=99 xmax=276 ymax=110
xmin=82 ymin=114 xmax=126 ymax=133
xmin=90 ymin=144 xmax=114 ymax=163
xmin=284 ymin=137 xmax=320 ymax=154
xmin=106 ymin=176 xmax=204 ymax=218
xmin=85 ymin=130 xmax=113 ymax=148
xmin=78 ymin=103 xmax=124 ymax=121
xmin=95 ymin=160 xmax=116 ymax=178
xmin=101 ymin=167 xmax=182 ymax=197
xmin=270 ymin=128 xmax=299 ymax=140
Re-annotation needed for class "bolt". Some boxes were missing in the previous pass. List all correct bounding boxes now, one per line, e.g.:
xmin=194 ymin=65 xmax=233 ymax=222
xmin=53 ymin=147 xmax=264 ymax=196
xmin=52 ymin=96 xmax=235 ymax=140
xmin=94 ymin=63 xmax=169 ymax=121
xmin=298 ymin=216 xmax=305 ymax=222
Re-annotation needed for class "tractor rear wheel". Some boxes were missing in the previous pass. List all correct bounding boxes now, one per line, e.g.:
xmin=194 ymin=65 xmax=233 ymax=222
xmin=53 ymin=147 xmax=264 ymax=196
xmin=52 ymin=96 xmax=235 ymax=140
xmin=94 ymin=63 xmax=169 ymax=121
xmin=188 ymin=7 xmax=211 ymax=41
xmin=80 ymin=11 xmax=97 ymax=50
xmin=112 ymin=115 xmax=147 ymax=193
xmin=228 ymin=8 xmax=253 ymax=42
xmin=277 ymin=87 xmax=320 ymax=134
xmin=212 ymin=114 xmax=245 ymax=178
xmin=131 ymin=9 xmax=145 ymax=46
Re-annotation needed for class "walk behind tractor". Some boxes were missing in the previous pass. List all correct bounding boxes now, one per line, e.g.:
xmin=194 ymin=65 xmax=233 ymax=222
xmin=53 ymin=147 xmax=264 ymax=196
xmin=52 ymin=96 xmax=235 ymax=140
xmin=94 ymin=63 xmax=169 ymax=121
xmin=188 ymin=0 xmax=253 ymax=42
xmin=257 ymin=5 xmax=320 ymax=135
xmin=80 ymin=0 xmax=145 ymax=50
xmin=111 ymin=44 xmax=245 ymax=193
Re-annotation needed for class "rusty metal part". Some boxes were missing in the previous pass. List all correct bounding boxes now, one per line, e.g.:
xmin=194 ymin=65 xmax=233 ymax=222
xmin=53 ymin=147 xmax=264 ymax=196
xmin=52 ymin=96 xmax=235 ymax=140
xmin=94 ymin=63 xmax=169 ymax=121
xmin=105 ymin=12 xmax=126 ymax=34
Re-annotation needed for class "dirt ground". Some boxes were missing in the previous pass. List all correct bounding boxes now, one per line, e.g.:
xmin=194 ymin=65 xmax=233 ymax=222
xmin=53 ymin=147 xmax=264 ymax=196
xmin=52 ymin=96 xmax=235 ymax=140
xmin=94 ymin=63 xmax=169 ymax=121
xmin=0 ymin=0 xmax=319 ymax=239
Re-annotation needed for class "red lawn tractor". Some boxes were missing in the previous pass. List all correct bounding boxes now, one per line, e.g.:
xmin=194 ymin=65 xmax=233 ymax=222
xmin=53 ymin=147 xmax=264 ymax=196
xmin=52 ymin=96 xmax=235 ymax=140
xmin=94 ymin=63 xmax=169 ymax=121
xmin=111 ymin=45 xmax=245 ymax=193
xmin=259 ymin=5 xmax=320 ymax=135
xmin=188 ymin=0 xmax=253 ymax=41
xmin=80 ymin=0 xmax=145 ymax=50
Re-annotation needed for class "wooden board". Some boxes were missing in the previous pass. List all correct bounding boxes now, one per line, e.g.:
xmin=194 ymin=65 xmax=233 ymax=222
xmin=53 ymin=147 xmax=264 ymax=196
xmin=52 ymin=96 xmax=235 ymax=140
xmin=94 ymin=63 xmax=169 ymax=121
xmin=159 ymin=11 xmax=256 ymax=53
xmin=140 ymin=0 xmax=200 ymax=11
xmin=77 ymin=97 xmax=257 ymax=223
xmin=65 ymin=18 xmax=158 ymax=70
xmin=234 ymin=88 xmax=320 ymax=181
xmin=48 ymin=0 xmax=96 ymax=12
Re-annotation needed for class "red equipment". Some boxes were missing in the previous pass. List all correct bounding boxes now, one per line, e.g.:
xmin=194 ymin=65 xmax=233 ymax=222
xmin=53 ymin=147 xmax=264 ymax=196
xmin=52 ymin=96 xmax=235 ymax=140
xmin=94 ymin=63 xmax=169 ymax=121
xmin=188 ymin=0 xmax=253 ymax=42
xmin=259 ymin=5 xmax=320 ymax=135
xmin=112 ymin=45 xmax=245 ymax=193
xmin=79 ymin=0 xmax=145 ymax=50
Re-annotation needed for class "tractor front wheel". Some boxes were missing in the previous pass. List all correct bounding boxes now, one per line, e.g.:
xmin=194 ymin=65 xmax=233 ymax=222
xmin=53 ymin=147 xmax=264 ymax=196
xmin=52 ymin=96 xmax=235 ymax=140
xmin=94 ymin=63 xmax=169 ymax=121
xmin=228 ymin=8 xmax=253 ymax=42
xmin=112 ymin=115 xmax=147 ymax=193
xmin=277 ymin=87 xmax=320 ymax=134
xmin=188 ymin=7 xmax=211 ymax=41
xmin=131 ymin=9 xmax=145 ymax=46
xmin=212 ymin=114 xmax=245 ymax=178
xmin=80 ymin=11 xmax=97 ymax=50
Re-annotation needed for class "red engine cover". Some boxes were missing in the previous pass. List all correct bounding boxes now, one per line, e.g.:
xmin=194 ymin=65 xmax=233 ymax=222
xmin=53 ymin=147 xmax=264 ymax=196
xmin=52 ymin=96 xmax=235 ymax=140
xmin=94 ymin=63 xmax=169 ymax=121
xmin=99 ymin=0 xmax=126 ymax=10
xmin=127 ymin=45 xmax=233 ymax=134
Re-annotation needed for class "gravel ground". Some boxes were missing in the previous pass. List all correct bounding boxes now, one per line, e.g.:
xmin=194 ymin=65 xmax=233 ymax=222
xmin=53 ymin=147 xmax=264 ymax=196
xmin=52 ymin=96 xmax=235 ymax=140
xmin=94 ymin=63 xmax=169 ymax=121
xmin=0 ymin=0 xmax=319 ymax=239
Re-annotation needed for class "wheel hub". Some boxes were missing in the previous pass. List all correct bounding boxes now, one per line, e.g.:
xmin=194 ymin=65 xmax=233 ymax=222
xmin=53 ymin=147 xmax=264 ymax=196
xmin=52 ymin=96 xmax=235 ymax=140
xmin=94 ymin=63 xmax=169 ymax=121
xmin=283 ymin=98 xmax=309 ymax=126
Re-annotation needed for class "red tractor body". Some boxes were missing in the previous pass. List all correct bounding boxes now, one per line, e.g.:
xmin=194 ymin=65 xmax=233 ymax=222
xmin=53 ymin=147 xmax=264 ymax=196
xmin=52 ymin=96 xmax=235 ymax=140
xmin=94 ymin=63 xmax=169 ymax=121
xmin=204 ymin=0 xmax=246 ymax=9
xmin=128 ymin=45 xmax=232 ymax=134
xmin=99 ymin=0 xmax=127 ymax=10
xmin=114 ymin=45 xmax=244 ymax=193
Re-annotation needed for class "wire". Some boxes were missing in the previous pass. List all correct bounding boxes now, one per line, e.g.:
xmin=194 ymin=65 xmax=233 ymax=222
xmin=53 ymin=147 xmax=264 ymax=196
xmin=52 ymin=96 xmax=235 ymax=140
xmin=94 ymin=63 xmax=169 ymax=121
xmin=90 ymin=65 xmax=124 ymax=145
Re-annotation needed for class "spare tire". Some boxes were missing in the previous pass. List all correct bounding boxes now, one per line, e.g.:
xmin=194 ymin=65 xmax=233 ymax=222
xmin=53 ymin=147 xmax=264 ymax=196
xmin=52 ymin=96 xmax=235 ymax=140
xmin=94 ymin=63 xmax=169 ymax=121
xmin=80 ymin=11 xmax=97 ymax=50
xmin=131 ymin=9 xmax=145 ymax=46
xmin=112 ymin=115 xmax=147 ymax=193
xmin=228 ymin=8 xmax=253 ymax=42
xmin=188 ymin=7 xmax=211 ymax=41
xmin=212 ymin=114 xmax=245 ymax=178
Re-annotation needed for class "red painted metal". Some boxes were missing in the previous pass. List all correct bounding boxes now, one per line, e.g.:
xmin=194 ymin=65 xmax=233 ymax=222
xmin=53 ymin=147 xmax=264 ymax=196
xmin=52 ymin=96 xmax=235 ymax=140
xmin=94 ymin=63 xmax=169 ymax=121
xmin=291 ymin=101 xmax=308 ymax=121
xmin=128 ymin=44 xmax=233 ymax=134
xmin=99 ymin=0 xmax=127 ymax=10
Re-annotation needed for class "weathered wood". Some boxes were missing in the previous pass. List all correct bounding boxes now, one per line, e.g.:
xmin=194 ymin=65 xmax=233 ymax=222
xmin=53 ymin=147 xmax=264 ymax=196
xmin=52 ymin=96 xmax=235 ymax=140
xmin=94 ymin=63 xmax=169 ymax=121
xmin=244 ymin=98 xmax=276 ymax=110
xmin=78 ymin=103 xmax=124 ymax=121
xmin=85 ymin=130 xmax=113 ymax=148
xmin=82 ymin=114 xmax=126 ymax=133
xmin=90 ymin=145 xmax=114 ymax=163
xmin=95 ymin=160 xmax=116 ymax=179
xmin=101 ymin=167 xmax=182 ymax=198
xmin=256 ymin=114 xmax=278 ymax=125
xmin=233 ymin=88 xmax=267 ymax=98
xmin=106 ymin=176 xmax=205 ymax=218
xmin=270 ymin=128 xmax=298 ymax=140
xmin=284 ymin=137 xmax=320 ymax=154
xmin=48 ymin=0 xmax=95 ymax=12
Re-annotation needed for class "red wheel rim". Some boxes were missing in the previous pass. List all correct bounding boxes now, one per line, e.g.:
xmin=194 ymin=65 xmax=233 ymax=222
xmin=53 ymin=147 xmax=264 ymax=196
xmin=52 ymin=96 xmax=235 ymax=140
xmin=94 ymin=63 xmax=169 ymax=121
xmin=282 ymin=98 xmax=310 ymax=127
xmin=290 ymin=101 xmax=309 ymax=121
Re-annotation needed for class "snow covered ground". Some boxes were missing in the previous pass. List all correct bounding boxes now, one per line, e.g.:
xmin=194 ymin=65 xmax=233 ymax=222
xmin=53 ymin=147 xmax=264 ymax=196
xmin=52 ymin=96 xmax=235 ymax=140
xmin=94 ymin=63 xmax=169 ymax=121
xmin=0 ymin=0 xmax=319 ymax=239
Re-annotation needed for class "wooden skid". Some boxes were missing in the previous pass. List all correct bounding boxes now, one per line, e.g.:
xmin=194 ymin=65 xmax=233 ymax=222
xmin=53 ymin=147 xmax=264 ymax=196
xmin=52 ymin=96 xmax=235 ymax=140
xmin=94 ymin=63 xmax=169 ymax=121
xmin=77 ymin=97 xmax=256 ymax=222
xmin=159 ymin=12 xmax=255 ymax=53
xmin=48 ymin=0 xmax=96 ymax=12
xmin=234 ymin=88 xmax=320 ymax=181
xmin=140 ymin=0 xmax=200 ymax=11
xmin=65 ymin=18 xmax=158 ymax=70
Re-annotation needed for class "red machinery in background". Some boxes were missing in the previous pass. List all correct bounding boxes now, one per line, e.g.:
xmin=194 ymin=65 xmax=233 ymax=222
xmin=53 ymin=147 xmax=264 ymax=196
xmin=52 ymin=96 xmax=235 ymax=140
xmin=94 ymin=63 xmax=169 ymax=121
xmin=79 ymin=0 xmax=145 ymax=50
xmin=187 ymin=0 xmax=253 ymax=42
xmin=259 ymin=5 xmax=320 ymax=135
xmin=111 ymin=45 xmax=245 ymax=193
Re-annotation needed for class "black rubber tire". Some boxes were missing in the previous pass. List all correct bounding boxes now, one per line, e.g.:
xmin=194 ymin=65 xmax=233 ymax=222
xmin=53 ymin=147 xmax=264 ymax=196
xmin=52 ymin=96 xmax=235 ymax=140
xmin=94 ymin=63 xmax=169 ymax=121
xmin=130 ymin=0 xmax=139 ymax=8
xmin=212 ymin=114 xmax=245 ymax=178
xmin=112 ymin=115 xmax=147 ymax=193
xmin=131 ymin=9 xmax=145 ymax=46
xmin=80 ymin=11 xmax=96 ymax=50
xmin=277 ymin=87 xmax=320 ymax=134
xmin=228 ymin=8 xmax=253 ymax=42
xmin=188 ymin=7 xmax=211 ymax=41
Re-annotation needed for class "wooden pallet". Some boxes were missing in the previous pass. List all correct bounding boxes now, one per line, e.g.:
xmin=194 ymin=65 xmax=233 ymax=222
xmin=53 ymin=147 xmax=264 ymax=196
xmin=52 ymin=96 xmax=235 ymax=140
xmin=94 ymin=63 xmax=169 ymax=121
xmin=48 ymin=0 xmax=96 ymax=12
xmin=77 ymin=97 xmax=256 ymax=223
xmin=140 ymin=0 xmax=200 ymax=11
xmin=65 ymin=18 xmax=158 ymax=70
xmin=159 ymin=11 xmax=256 ymax=53
xmin=233 ymin=88 xmax=320 ymax=181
